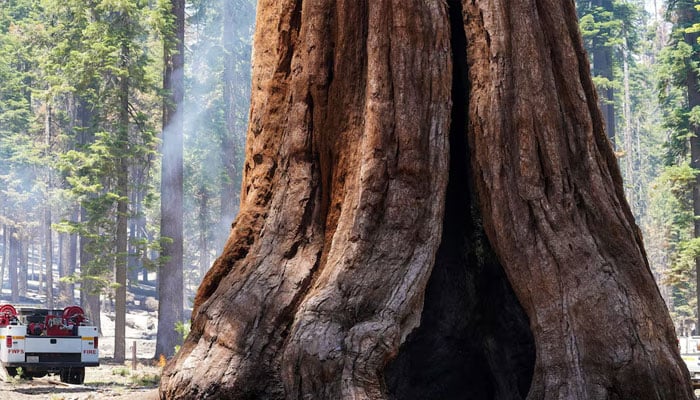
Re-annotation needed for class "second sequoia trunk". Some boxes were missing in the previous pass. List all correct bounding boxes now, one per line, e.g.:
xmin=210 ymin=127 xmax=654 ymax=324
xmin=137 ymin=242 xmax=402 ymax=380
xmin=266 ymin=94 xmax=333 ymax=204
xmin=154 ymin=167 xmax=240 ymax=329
xmin=159 ymin=1 xmax=693 ymax=399
xmin=463 ymin=0 xmax=690 ymax=398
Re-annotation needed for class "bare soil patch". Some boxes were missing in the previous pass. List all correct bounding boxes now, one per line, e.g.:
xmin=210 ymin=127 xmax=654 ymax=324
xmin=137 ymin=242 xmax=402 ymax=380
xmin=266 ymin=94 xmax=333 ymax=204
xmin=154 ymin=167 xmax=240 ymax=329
xmin=0 ymin=360 xmax=160 ymax=399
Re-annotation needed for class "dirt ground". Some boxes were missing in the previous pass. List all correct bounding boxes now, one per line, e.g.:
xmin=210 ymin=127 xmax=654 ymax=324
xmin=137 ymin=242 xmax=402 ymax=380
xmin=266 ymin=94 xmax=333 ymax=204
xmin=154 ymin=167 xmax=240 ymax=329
xmin=0 ymin=361 xmax=160 ymax=399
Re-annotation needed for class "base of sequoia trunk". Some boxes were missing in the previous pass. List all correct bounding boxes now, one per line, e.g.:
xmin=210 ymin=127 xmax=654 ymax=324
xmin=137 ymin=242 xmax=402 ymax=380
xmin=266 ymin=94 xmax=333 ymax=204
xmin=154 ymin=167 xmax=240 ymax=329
xmin=385 ymin=8 xmax=536 ymax=393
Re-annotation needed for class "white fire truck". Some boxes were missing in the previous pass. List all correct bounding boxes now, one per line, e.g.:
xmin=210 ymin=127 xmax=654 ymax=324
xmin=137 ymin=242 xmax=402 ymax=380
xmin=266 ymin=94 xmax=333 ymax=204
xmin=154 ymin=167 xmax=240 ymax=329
xmin=0 ymin=304 xmax=99 ymax=384
xmin=680 ymin=336 xmax=700 ymax=389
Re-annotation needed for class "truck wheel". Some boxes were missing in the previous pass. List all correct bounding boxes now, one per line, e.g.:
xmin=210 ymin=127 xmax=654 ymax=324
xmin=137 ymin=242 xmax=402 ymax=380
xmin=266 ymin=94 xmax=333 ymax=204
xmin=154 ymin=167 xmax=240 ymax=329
xmin=60 ymin=367 xmax=85 ymax=384
xmin=4 ymin=367 xmax=17 ymax=379
xmin=26 ymin=370 xmax=46 ymax=378
xmin=72 ymin=367 xmax=85 ymax=384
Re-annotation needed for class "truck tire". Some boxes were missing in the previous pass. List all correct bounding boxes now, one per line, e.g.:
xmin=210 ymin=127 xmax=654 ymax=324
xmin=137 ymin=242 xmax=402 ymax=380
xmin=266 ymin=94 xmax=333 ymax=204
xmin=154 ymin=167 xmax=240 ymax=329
xmin=27 ymin=370 xmax=46 ymax=378
xmin=60 ymin=367 xmax=85 ymax=384
xmin=4 ymin=367 xmax=17 ymax=379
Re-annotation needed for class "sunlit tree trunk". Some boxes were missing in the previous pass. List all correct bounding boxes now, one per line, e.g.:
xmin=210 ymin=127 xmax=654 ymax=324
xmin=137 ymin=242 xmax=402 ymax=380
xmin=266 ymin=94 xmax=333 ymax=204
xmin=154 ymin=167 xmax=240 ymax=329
xmin=9 ymin=227 xmax=18 ymax=303
xmin=44 ymin=210 xmax=53 ymax=309
xmin=58 ymin=233 xmax=70 ymax=306
xmin=672 ymin=0 xmax=700 ymax=334
xmin=44 ymin=104 xmax=54 ymax=310
xmin=197 ymin=189 xmax=210 ymax=279
xmin=114 ymin=39 xmax=130 ymax=364
xmin=77 ymin=98 xmax=101 ymax=332
xmin=219 ymin=0 xmax=243 ymax=234
xmin=621 ymin=37 xmax=634 ymax=209
xmin=79 ymin=228 xmax=101 ymax=333
xmin=155 ymin=0 xmax=185 ymax=359
xmin=18 ymin=235 xmax=27 ymax=297
xmin=128 ymin=192 xmax=139 ymax=286
xmin=591 ymin=0 xmax=616 ymax=147
xmin=37 ymin=235 xmax=43 ymax=292
xmin=160 ymin=1 xmax=693 ymax=399
xmin=0 ymin=225 xmax=6 ymax=293
xmin=68 ymin=208 xmax=78 ymax=302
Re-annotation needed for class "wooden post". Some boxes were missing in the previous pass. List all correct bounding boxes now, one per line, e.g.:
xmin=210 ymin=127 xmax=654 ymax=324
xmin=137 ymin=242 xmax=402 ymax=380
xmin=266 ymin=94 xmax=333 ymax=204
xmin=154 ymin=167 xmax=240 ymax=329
xmin=132 ymin=341 xmax=137 ymax=370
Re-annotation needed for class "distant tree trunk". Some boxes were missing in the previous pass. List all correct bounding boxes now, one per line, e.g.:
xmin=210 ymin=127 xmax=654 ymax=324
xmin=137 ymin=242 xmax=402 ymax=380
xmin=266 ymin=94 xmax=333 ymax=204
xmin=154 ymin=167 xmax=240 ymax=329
xmin=130 ymin=174 xmax=147 ymax=285
xmin=80 ymin=206 xmax=101 ymax=333
xmin=58 ymin=232 xmax=73 ymax=306
xmin=28 ymin=243 xmax=33 ymax=282
xmin=9 ymin=227 xmax=18 ymax=303
xmin=77 ymin=99 xmax=101 ymax=332
xmin=219 ymin=0 xmax=243 ymax=234
xmin=68 ymin=208 xmax=78 ymax=302
xmin=115 ymin=164 xmax=128 ymax=364
xmin=114 ymin=40 xmax=130 ymax=364
xmin=591 ymin=0 xmax=616 ymax=147
xmin=37 ymin=237 xmax=43 ymax=292
xmin=161 ymin=1 xmax=693 ymax=399
xmin=679 ymin=1 xmax=700 ymax=334
xmin=0 ymin=225 xmax=7 ymax=293
xmin=128 ymin=193 xmax=138 ymax=287
xmin=44 ymin=104 xmax=54 ymax=310
xmin=197 ymin=189 xmax=210 ymax=279
xmin=155 ymin=0 xmax=185 ymax=359
xmin=43 ymin=209 xmax=53 ymax=308
xmin=621 ymin=37 xmax=634 ymax=209
xmin=18 ymin=235 xmax=27 ymax=297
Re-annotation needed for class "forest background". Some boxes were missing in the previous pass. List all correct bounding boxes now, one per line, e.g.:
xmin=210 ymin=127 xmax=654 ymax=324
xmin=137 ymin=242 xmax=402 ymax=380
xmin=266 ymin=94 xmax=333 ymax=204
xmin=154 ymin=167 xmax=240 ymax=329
xmin=0 ymin=0 xmax=699 ymax=362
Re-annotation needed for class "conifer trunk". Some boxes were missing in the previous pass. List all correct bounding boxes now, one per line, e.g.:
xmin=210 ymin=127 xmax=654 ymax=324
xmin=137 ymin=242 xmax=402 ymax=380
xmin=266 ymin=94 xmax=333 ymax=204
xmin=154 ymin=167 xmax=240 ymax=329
xmin=680 ymin=2 xmax=700 ymax=333
xmin=155 ymin=0 xmax=185 ymax=359
xmin=219 ymin=0 xmax=242 ymax=228
xmin=114 ymin=41 xmax=129 ymax=363
xmin=9 ymin=226 xmax=19 ymax=303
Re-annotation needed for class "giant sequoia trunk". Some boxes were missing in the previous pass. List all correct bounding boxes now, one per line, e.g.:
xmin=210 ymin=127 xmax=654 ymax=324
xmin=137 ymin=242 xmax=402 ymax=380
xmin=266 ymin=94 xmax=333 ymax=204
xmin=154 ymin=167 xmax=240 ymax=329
xmin=160 ymin=0 xmax=693 ymax=399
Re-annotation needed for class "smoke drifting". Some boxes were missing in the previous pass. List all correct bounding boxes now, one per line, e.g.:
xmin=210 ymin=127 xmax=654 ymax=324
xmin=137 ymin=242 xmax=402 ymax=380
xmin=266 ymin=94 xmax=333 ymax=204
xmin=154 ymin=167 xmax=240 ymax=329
xmin=181 ymin=0 xmax=256 ymax=292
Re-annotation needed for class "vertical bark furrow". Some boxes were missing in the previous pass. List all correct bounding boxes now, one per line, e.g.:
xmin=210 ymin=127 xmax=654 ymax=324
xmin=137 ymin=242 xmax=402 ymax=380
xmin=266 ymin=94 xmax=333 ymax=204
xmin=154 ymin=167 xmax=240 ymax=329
xmin=386 ymin=2 xmax=536 ymax=398
xmin=275 ymin=0 xmax=303 ymax=76
xmin=316 ymin=0 xmax=367 ymax=257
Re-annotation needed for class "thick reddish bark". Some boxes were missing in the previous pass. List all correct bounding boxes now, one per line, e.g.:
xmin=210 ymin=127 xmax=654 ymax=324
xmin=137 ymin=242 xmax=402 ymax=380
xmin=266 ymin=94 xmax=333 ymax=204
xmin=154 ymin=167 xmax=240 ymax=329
xmin=464 ymin=0 xmax=691 ymax=398
xmin=159 ymin=0 xmax=693 ymax=399
xmin=161 ymin=1 xmax=450 ymax=398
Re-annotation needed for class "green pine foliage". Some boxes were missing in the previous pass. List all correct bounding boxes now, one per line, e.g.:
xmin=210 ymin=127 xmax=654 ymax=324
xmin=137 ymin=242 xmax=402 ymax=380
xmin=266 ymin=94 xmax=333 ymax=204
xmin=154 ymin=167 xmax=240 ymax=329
xmin=0 ymin=0 xmax=254 ymax=310
xmin=0 ymin=0 xmax=45 ymax=271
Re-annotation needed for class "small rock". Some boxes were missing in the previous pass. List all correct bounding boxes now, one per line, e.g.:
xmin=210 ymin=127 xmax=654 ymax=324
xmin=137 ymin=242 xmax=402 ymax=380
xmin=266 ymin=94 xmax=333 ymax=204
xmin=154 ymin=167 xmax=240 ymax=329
xmin=144 ymin=297 xmax=158 ymax=312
